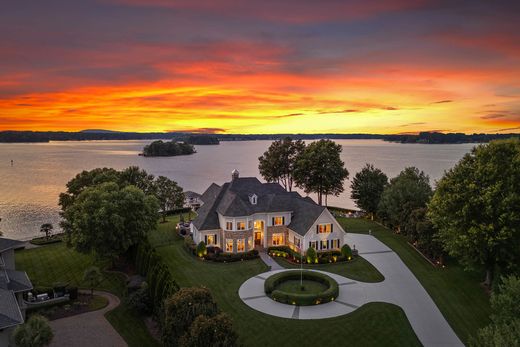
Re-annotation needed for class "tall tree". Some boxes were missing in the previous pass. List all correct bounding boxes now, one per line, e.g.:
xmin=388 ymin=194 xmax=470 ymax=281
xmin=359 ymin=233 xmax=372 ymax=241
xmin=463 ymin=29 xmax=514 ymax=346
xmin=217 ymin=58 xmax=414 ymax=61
xmin=258 ymin=137 xmax=305 ymax=191
xmin=293 ymin=139 xmax=348 ymax=205
xmin=350 ymin=164 xmax=388 ymax=219
xmin=179 ymin=313 xmax=238 ymax=347
xmin=13 ymin=314 xmax=54 ymax=347
xmin=377 ymin=167 xmax=432 ymax=232
xmin=155 ymin=176 xmax=185 ymax=222
xmin=61 ymin=182 xmax=159 ymax=262
xmin=163 ymin=287 xmax=218 ymax=347
xmin=119 ymin=166 xmax=156 ymax=195
xmin=40 ymin=223 xmax=53 ymax=239
xmin=428 ymin=139 xmax=520 ymax=288
xmin=83 ymin=266 xmax=103 ymax=296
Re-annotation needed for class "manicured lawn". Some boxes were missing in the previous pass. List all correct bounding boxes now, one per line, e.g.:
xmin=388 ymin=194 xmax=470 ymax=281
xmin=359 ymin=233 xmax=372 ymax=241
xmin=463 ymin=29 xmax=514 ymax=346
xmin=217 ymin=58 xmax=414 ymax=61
xmin=15 ymin=243 xmax=159 ymax=347
xmin=338 ymin=217 xmax=491 ymax=344
xmin=154 ymin=226 xmax=421 ymax=347
xmin=273 ymin=254 xmax=384 ymax=282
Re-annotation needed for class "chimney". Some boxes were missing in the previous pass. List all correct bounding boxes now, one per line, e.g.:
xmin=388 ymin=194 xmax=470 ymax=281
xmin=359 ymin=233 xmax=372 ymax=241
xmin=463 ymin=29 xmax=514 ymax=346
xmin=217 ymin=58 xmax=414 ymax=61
xmin=231 ymin=169 xmax=239 ymax=181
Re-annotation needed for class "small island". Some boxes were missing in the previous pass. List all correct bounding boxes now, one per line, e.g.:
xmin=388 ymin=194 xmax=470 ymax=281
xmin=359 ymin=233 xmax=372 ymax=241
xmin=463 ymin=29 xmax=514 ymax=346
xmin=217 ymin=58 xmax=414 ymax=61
xmin=184 ymin=135 xmax=220 ymax=145
xmin=141 ymin=140 xmax=195 ymax=157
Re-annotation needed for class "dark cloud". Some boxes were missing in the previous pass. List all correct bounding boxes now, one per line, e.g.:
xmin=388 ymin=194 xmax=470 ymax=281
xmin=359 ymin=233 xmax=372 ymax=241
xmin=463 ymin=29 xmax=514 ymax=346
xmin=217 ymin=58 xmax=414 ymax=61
xmin=481 ymin=113 xmax=506 ymax=119
xmin=166 ymin=127 xmax=226 ymax=134
xmin=432 ymin=100 xmax=453 ymax=104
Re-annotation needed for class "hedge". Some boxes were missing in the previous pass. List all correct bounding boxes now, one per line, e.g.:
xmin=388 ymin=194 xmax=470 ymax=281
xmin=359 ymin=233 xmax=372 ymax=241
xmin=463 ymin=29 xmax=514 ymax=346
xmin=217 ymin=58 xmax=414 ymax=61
xmin=184 ymin=236 xmax=259 ymax=262
xmin=264 ymin=271 xmax=339 ymax=306
xmin=268 ymin=246 xmax=349 ymax=264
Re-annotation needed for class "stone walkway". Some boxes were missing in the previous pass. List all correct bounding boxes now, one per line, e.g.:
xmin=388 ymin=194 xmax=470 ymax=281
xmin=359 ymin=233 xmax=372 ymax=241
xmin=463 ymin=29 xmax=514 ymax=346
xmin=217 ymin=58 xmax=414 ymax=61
xmin=49 ymin=290 xmax=126 ymax=347
xmin=241 ymin=235 xmax=463 ymax=347
xmin=258 ymin=250 xmax=283 ymax=270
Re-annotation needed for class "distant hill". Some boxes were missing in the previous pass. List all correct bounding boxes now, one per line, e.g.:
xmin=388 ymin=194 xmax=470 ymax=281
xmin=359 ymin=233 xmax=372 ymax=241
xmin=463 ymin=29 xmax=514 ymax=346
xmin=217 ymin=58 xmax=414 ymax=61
xmin=0 ymin=130 xmax=517 ymax=144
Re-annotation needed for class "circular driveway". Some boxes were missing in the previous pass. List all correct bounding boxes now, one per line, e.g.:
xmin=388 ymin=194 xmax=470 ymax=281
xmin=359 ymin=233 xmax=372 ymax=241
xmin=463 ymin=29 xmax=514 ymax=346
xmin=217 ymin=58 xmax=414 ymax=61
xmin=238 ymin=269 xmax=367 ymax=320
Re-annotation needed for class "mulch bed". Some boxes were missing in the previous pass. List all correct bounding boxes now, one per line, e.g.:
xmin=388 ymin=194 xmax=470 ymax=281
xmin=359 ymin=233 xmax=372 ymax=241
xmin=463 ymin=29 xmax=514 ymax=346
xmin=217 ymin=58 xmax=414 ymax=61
xmin=35 ymin=294 xmax=107 ymax=320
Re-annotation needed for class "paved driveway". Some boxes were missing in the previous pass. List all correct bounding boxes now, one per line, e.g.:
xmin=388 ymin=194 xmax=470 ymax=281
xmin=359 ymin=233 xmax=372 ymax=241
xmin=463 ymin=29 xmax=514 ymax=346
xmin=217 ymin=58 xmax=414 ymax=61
xmin=49 ymin=290 xmax=126 ymax=347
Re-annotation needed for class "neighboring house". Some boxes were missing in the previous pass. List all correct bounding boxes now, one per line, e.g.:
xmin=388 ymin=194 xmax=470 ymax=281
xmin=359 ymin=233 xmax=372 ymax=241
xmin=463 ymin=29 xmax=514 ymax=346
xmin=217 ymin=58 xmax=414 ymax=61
xmin=0 ymin=238 xmax=33 ymax=346
xmin=191 ymin=170 xmax=347 ymax=254
xmin=184 ymin=191 xmax=202 ymax=210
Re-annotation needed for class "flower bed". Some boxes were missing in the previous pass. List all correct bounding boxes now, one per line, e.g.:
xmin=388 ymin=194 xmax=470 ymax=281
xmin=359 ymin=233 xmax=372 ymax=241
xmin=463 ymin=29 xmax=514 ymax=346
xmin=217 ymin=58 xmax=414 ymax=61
xmin=267 ymin=246 xmax=355 ymax=264
xmin=264 ymin=270 xmax=339 ymax=306
xmin=184 ymin=236 xmax=259 ymax=262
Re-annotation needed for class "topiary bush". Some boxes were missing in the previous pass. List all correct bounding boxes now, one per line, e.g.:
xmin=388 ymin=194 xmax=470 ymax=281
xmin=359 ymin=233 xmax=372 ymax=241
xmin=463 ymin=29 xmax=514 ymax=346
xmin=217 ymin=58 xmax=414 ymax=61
xmin=341 ymin=244 xmax=353 ymax=260
xmin=305 ymin=247 xmax=318 ymax=264
xmin=196 ymin=241 xmax=207 ymax=257
xmin=264 ymin=270 xmax=339 ymax=306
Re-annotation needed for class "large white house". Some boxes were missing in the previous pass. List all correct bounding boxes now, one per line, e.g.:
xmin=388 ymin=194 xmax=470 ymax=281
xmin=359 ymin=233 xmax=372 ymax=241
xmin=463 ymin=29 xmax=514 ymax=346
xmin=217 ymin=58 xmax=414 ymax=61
xmin=191 ymin=170 xmax=347 ymax=253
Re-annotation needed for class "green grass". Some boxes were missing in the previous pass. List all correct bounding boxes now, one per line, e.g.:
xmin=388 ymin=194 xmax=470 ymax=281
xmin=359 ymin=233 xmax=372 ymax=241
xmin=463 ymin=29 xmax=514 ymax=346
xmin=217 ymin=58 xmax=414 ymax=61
xmin=339 ymin=217 xmax=491 ymax=344
xmin=15 ymin=243 xmax=158 ymax=347
xmin=88 ymin=295 xmax=109 ymax=311
xmin=152 ymin=222 xmax=421 ymax=347
xmin=273 ymin=255 xmax=384 ymax=282
xmin=276 ymin=279 xmax=327 ymax=294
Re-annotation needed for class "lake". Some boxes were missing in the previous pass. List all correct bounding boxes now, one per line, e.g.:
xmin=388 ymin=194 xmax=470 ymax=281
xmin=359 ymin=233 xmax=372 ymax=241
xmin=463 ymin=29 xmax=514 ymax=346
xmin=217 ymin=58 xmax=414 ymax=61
xmin=0 ymin=139 xmax=475 ymax=240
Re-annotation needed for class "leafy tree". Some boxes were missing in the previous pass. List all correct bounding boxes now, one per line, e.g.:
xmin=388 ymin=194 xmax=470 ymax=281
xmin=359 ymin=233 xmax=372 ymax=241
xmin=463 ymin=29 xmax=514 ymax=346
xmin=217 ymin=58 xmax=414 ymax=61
xmin=258 ymin=137 xmax=305 ymax=192
xmin=163 ymin=287 xmax=218 ymax=347
xmin=83 ymin=266 xmax=103 ymax=296
xmin=179 ymin=313 xmax=238 ymax=347
xmin=142 ymin=140 xmax=195 ymax=157
xmin=59 ymin=168 xmax=119 ymax=210
xmin=377 ymin=167 xmax=432 ymax=233
xmin=119 ymin=166 xmax=156 ymax=195
xmin=293 ymin=139 xmax=349 ymax=205
xmin=428 ymin=139 xmax=520 ymax=287
xmin=13 ymin=314 xmax=54 ymax=347
xmin=155 ymin=176 xmax=184 ymax=222
xmin=404 ymin=208 xmax=444 ymax=263
xmin=350 ymin=164 xmax=388 ymax=219
xmin=470 ymin=276 xmax=520 ymax=346
xmin=127 ymin=282 xmax=152 ymax=314
xmin=61 ymin=182 xmax=159 ymax=263
xmin=341 ymin=244 xmax=353 ymax=259
xmin=40 ymin=223 xmax=53 ymax=239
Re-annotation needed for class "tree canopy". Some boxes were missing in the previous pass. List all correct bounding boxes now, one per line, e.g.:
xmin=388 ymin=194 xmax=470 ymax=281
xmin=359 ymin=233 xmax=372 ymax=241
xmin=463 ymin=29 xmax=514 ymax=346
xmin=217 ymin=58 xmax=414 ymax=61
xmin=293 ymin=139 xmax=349 ymax=205
xmin=13 ymin=314 xmax=54 ymax=347
xmin=350 ymin=163 xmax=388 ymax=219
xmin=428 ymin=139 xmax=520 ymax=287
xmin=179 ymin=313 xmax=238 ymax=347
xmin=377 ymin=167 xmax=432 ymax=232
xmin=155 ymin=176 xmax=184 ymax=222
xmin=61 ymin=182 xmax=159 ymax=261
xmin=142 ymin=140 xmax=195 ymax=157
xmin=258 ymin=137 xmax=305 ymax=192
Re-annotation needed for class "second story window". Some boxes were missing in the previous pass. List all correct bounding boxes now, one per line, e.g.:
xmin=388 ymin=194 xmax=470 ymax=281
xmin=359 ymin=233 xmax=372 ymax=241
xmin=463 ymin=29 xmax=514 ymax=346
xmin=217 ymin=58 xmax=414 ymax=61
xmin=272 ymin=216 xmax=285 ymax=226
xmin=236 ymin=221 xmax=246 ymax=230
xmin=226 ymin=221 xmax=233 ymax=230
xmin=317 ymin=223 xmax=332 ymax=233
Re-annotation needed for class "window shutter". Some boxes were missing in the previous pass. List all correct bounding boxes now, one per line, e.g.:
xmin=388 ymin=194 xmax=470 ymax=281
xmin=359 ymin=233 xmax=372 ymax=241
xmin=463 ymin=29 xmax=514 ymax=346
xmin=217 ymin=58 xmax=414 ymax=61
xmin=204 ymin=235 xmax=207 ymax=244
xmin=327 ymin=240 xmax=329 ymax=249
xmin=272 ymin=217 xmax=275 ymax=226
xmin=316 ymin=225 xmax=319 ymax=234
xmin=214 ymin=234 xmax=218 ymax=244
xmin=331 ymin=224 xmax=333 ymax=233
xmin=282 ymin=216 xmax=285 ymax=225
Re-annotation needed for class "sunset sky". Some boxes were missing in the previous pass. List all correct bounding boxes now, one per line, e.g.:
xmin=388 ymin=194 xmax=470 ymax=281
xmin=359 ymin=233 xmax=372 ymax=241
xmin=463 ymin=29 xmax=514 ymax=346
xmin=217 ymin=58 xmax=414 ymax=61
xmin=1 ymin=0 xmax=519 ymax=134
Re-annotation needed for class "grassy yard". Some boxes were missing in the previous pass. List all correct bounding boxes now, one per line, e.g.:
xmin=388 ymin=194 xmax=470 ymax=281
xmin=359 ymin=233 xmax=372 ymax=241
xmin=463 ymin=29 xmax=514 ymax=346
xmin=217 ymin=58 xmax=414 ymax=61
xmin=273 ymin=254 xmax=384 ymax=282
xmin=338 ymin=217 xmax=491 ymax=344
xmin=15 ymin=243 xmax=159 ymax=347
xmin=151 ymin=219 xmax=421 ymax=347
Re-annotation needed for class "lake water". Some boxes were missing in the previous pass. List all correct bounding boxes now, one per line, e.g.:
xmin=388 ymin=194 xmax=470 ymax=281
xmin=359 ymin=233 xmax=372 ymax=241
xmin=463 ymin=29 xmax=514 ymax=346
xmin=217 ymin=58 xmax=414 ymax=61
xmin=0 ymin=139 xmax=475 ymax=240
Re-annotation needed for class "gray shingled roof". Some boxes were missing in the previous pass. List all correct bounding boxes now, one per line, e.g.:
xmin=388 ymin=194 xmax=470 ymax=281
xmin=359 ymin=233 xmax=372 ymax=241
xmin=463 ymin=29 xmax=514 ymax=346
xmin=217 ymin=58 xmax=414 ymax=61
xmin=193 ymin=177 xmax=325 ymax=236
xmin=0 ymin=288 xmax=23 ymax=329
xmin=0 ymin=238 xmax=24 ymax=252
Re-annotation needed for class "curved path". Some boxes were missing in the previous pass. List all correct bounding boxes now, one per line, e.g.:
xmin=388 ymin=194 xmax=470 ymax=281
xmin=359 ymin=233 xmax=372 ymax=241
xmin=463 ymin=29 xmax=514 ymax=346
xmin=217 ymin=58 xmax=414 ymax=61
xmin=239 ymin=234 xmax=463 ymax=347
xmin=49 ymin=290 xmax=127 ymax=347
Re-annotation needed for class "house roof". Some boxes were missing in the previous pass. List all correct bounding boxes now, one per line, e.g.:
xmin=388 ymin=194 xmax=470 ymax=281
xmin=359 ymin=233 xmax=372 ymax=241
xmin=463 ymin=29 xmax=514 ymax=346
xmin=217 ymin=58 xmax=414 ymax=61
xmin=0 ymin=237 xmax=24 ymax=253
xmin=0 ymin=269 xmax=33 ymax=292
xmin=193 ymin=177 xmax=326 ymax=236
xmin=0 ymin=288 xmax=24 ymax=329
xmin=184 ymin=191 xmax=201 ymax=199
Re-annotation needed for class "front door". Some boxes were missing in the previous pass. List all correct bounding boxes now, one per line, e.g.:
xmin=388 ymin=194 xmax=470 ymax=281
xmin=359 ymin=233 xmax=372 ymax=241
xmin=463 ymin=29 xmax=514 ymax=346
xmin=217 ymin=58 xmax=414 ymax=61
xmin=254 ymin=231 xmax=262 ymax=246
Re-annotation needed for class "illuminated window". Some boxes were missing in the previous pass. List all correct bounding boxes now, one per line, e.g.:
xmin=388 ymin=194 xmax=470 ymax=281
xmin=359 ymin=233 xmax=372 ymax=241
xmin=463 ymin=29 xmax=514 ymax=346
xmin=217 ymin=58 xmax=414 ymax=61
xmin=237 ymin=239 xmax=245 ymax=252
xmin=226 ymin=239 xmax=233 ymax=252
xmin=236 ymin=221 xmax=246 ymax=230
xmin=317 ymin=224 xmax=332 ymax=233
xmin=226 ymin=221 xmax=233 ymax=230
xmin=272 ymin=233 xmax=284 ymax=245
xmin=248 ymin=237 xmax=253 ymax=250
xmin=332 ymin=239 xmax=340 ymax=249
xmin=294 ymin=237 xmax=301 ymax=248
xmin=254 ymin=220 xmax=263 ymax=230
xmin=321 ymin=240 xmax=329 ymax=250
xmin=273 ymin=216 xmax=284 ymax=226
xmin=309 ymin=241 xmax=318 ymax=249
xmin=204 ymin=234 xmax=217 ymax=245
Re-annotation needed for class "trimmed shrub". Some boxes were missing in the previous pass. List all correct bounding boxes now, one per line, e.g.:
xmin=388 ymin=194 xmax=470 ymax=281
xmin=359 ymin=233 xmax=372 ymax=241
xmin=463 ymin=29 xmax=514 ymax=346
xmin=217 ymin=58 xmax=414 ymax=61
xmin=13 ymin=314 xmax=53 ymax=347
xmin=306 ymin=247 xmax=318 ymax=264
xmin=264 ymin=271 xmax=338 ymax=306
xmin=341 ymin=244 xmax=353 ymax=260
xmin=206 ymin=250 xmax=259 ymax=262
xmin=196 ymin=242 xmax=207 ymax=257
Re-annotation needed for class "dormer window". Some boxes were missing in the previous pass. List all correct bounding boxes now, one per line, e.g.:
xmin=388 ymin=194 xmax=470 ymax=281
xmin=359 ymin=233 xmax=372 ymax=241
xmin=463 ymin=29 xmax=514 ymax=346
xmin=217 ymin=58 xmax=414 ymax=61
xmin=249 ymin=194 xmax=258 ymax=205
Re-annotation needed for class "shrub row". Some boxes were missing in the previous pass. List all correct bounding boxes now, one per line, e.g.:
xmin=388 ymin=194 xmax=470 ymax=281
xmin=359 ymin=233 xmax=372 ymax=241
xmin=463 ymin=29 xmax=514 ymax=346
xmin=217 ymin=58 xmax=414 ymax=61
xmin=184 ymin=236 xmax=260 ymax=262
xmin=264 ymin=271 xmax=339 ymax=306
xmin=134 ymin=238 xmax=179 ymax=314
xmin=267 ymin=245 xmax=353 ymax=264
